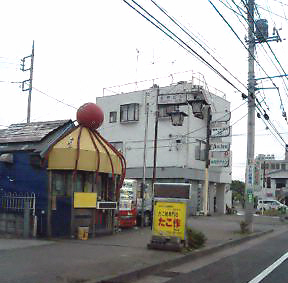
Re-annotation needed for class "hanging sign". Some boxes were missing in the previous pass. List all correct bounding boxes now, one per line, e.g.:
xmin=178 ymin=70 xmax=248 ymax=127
xmin=210 ymin=142 xmax=230 ymax=152
xmin=210 ymin=126 xmax=230 ymax=137
xmin=210 ymin=158 xmax=229 ymax=167
xmin=211 ymin=111 xmax=231 ymax=122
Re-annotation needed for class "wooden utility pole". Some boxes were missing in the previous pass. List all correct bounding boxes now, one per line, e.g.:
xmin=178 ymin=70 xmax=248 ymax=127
xmin=21 ymin=40 xmax=35 ymax=123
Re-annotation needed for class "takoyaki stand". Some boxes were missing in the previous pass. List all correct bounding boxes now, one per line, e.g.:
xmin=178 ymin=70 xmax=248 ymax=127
xmin=46 ymin=103 xmax=126 ymax=238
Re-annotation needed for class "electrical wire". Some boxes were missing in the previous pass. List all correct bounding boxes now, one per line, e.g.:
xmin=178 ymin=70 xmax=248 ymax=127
xmin=150 ymin=0 xmax=248 ymax=91
xmin=123 ymin=0 xmax=247 ymax=95
xmin=32 ymin=87 xmax=78 ymax=110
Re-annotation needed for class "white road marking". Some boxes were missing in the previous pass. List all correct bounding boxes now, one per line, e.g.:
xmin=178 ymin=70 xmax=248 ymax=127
xmin=248 ymin=251 xmax=288 ymax=283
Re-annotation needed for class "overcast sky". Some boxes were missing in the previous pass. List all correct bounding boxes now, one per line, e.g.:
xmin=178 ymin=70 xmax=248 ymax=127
xmin=1 ymin=0 xmax=288 ymax=181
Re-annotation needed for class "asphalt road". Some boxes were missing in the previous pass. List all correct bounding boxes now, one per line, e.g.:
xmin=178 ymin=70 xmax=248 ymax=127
xmin=136 ymin=229 xmax=288 ymax=283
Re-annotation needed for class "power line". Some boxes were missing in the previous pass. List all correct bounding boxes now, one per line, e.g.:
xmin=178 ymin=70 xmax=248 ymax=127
xmin=123 ymin=0 xmax=247 ymax=95
xmin=32 ymin=87 xmax=77 ymax=109
xmin=150 ymin=0 xmax=248 ymax=91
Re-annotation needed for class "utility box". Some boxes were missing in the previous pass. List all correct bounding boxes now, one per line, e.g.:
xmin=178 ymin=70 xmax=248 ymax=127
xmin=148 ymin=183 xmax=191 ymax=251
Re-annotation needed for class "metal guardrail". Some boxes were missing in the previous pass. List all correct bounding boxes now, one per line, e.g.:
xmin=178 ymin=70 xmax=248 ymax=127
xmin=0 ymin=192 xmax=36 ymax=215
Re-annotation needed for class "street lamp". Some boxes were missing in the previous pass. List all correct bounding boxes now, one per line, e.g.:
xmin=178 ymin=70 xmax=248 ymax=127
xmin=167 ymin=109 xmax=188 ymax=126
xmin=188 ymin=98 xmax=208 ymax=119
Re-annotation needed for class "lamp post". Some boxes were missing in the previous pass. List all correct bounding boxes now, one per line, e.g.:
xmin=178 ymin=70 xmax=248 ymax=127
xmin=152 ymin=90 xmax=187 ymax=186
xmin=152 ymin=88 xmax=210 ymax=215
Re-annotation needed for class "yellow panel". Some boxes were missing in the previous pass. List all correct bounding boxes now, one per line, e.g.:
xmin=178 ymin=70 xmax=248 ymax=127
xmin=47 ymin=127 xmax=123 ymax=174
xmin=74 ymin=192 xmax=97 ymax=208
xmin=153 ymin=202 xmax=187 ymax=240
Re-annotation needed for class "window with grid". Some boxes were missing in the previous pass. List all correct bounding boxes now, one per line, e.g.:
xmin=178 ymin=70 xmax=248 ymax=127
xmin=120 ymin=103 xmax=139 ymax=122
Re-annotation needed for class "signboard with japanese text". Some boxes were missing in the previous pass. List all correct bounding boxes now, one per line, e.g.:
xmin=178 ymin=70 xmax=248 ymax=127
xmin=153 ymin=201 xmax=187 ymax=240
xmin=158 ymin=93 xmax=187 ymax=105
xmin=210 ymin=142 xmax=230 ymax=152
xmin=254 ymin=160 xmax=262 ymax=192
xmin=210 ymin=158 xmax=229 ymax=167
xmin=210 ymin=126 xmax=231 ymax=138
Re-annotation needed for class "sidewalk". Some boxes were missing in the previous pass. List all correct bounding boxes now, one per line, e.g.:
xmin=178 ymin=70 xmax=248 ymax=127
xmin=0 ymin=214 xmax=286 ymax=283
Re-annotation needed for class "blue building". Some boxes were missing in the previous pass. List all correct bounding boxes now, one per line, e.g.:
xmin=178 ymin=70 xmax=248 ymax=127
xmin=0 ymin=120 xmax=75 ymax=236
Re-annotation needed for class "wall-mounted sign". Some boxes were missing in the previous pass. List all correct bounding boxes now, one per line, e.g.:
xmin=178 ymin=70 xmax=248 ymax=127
xmin=211 ymin=126 xmax=230 ymax=138
xmin=210 ymin=142 xmax=230 ymax=152
xmin=210 ymin=158 xmax=229 ymax=167
xmin=158 ymin=93 xmax=187 ymax=105
xmin=74 ymin=193 xmax=97 ymax=208
xmin=211 ymin=112 xmax=231 ymax=122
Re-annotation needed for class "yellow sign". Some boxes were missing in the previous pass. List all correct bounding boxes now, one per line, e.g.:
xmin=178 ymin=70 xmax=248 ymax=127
xmin=153 ymin=201 xmax=187 ymax=240
xmin=74 ymin=192 xmax=97 ymax=208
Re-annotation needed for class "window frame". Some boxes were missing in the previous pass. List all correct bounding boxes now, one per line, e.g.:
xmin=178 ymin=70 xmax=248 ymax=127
xmin=109 ymin=111 xmax=117 ymax=123
xmin=120 ymin=103 xmax=139 ymax=122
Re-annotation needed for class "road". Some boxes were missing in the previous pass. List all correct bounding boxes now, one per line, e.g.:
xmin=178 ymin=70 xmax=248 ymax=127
xmin=135 ymin=229 xmax=288 ymax=283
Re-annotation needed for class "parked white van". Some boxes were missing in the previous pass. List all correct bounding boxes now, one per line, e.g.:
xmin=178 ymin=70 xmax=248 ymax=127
xmin=257 ymin=199 xmax=287 ymax=211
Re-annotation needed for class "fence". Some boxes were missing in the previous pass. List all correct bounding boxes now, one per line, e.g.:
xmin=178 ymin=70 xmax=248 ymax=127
xmin=0 ymin=192 xmax=36 ymax=215
xmin=0 ymin=192 xmax=37 ymax=237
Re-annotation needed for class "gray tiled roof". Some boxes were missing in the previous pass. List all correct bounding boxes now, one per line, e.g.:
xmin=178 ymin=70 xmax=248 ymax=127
xmin=0 ymin=120 xmax=72 ymax=143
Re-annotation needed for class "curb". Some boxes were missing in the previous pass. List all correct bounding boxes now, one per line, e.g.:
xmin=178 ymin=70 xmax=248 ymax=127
xmin=92 ymin=229 xmax=274 ymax=283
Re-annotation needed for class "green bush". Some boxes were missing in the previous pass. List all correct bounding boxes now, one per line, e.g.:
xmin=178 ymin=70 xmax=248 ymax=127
xmin=240 ymin=220 xmax=249 ymax=234
xmin=186 ymin=227 xmax=207 ymax=249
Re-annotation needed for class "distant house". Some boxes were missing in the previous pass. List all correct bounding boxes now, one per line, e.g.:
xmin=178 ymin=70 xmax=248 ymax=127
xmin=255 ymin=148 xmax=288 ymax=202
xmin=0 ymin=120 xmax=75 ymax=236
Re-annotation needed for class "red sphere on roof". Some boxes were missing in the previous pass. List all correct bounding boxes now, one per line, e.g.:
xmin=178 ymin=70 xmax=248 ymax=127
xmin=77 ymin=103 xmax=104 ymax=129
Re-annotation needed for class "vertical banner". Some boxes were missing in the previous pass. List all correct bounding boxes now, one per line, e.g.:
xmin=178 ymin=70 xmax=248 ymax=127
xmin=246 ymin=162 xmax=255 ymax=203
xmin=153 ymin=201 xmax=187 ymax=240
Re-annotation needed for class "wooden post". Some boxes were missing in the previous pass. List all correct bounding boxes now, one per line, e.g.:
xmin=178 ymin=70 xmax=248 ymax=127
xmin=47 ymin=171 xmax=52 ymax=237
xmin=70 ymin=174 xmax=75 ymax=238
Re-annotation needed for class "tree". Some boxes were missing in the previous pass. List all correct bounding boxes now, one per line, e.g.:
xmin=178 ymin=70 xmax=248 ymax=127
xmin=231 ymin=180 xmax=245 ymax=204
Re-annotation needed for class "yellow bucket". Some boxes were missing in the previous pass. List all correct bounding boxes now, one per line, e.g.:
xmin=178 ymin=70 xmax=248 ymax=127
xmin=78 ymin=226 xmax=89 ymax=240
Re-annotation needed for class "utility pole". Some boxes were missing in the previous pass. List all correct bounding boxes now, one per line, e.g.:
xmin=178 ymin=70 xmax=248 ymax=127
xmin=245 ymin=0 xmax=255 ymax=233
xmin=203 ymin=106 xmax=211 ymax=215
xmin=152 ymin=86 xmax=159 ymax=186
xmin=141 ymin=93 xmax=149 ymax=227
xmin=21 ymin=40 xmax=35 ymax=123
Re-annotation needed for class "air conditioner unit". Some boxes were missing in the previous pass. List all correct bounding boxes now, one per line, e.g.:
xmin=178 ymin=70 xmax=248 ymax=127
xmin=96 ymin=202 xmax=117 ymax=210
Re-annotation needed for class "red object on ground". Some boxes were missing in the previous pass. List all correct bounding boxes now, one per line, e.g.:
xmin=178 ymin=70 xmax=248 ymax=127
xmin=76 ymin=103 xmax=104 ymax=129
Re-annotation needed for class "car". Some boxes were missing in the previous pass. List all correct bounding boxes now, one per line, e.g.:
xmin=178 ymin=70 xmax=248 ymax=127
xmin=257 ymin=199 xmax=287 ymax=211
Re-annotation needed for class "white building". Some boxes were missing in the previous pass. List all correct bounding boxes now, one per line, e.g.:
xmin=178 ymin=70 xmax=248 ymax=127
xmin=96 ymin=82 xmax=232 ymax=214
xmin=255 ymin=148 xmax=288 ymax=201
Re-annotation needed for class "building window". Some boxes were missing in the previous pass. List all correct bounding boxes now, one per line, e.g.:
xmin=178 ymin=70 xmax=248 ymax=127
xmin=276 ymin=163 xmax=280 ymax=170
xmin=271 ymin=163 xmax=275 ymax=170
xmin=266 ymin=177 xmax=271 ymax=188
xmin=158 ymin=105 xmax=179 ymax=118
xmin=109 ymin=111 xmax=117 ymax=123
xmin=195 ymin=140 xmax=206 ymax=161
xmin=281 ymin=163 xmax=286 ymax=170
xmin=120 ymin=103 xmax=139 ymax=122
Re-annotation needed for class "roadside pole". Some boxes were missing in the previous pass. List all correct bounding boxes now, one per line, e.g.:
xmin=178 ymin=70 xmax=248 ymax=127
xmin=245 ymin=0 xmax=256 ymax=233
xmin=141 ymin=93 xmax=149 ymax=227
xmin=203 ymin=106 xmax=211 ymax=215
